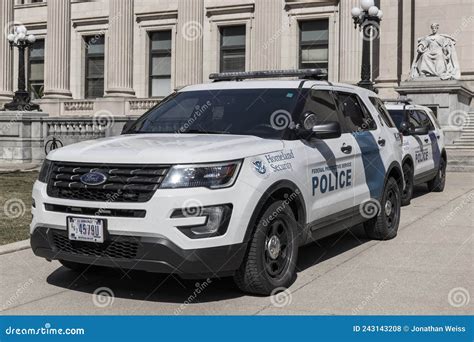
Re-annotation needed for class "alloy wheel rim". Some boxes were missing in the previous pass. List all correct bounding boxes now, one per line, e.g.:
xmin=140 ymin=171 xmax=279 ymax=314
xmin=264 ymin=219 xmax=291 ymax=279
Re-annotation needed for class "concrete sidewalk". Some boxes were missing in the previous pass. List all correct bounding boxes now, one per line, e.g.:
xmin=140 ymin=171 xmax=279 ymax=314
xmin=0 ymin=172 xmax=472 ymax=315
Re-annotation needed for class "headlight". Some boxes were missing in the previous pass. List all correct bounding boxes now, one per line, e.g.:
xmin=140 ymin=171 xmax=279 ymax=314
xmin=160 ymin=160 xmax=241 ymax=189
xmin=38 ymin=159 xmax=52 ymax=183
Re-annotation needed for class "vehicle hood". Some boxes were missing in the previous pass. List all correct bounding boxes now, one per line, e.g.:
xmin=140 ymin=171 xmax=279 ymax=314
xmin=47 ymin=134 xmax=285 ymax=164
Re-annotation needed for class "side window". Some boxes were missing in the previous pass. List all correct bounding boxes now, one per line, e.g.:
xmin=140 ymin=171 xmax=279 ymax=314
xmin=416 ymin=110 xmax=435 ymax=131
xmin=369 ymin=97 xmax=395 ymax=127
xmin=408 ymin=110 xmax=422 ymax=129
xmin=302 ymin=89 xmax=340 ymax=125
xmin=336 ymin=92 xmax=376 ymax=132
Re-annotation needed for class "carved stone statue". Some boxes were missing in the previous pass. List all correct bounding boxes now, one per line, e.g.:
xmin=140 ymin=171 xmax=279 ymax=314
xmin=410 ymin=23 xmax=460 ymax=80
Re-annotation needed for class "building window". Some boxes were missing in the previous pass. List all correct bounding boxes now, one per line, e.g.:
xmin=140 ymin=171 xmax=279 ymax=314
xmin=299 ymin=20 xmax=329 ymax=72
xmin=149 ymin=31 xmax=172 ymax=98
xmin=220 ymin=25 xmax=246 ymax=73
xmin=28 ymin=39 xmax=44 ymax=100
xmin=84 ymin=36 xmax=105 ymax=99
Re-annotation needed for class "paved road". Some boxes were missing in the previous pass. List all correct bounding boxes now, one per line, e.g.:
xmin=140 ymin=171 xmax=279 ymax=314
xmin=1 ymin=173 xmax=472 ymax=315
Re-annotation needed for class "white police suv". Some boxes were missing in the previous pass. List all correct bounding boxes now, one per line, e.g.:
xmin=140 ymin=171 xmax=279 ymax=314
xmin=31 ymin=70 xmax=404 ymax=295
xmin=385 ymin=99 xmax=447 ymax=206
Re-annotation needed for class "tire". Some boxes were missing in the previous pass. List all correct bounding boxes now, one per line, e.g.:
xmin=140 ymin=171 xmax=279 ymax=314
xmin=364 ymin=177 xmax=401 ymax=240
xmin=401 ymin=163 xmax=413 ymax=206
xmin=427 ymin=158 xmax=446 ymax=192
xmin=234 ymin=201 xmax=299 ymax=295
xmin=59 ymin=259 xmax=91 ymax=272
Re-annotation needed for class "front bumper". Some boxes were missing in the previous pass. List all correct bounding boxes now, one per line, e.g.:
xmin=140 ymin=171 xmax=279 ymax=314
xmin=31 ymin=227 xmax=247 ymax=278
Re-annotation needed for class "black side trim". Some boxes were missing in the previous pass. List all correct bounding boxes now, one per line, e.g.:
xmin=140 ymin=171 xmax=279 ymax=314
xmin=306 ymin=205 xmax=367 ymax=243
xmin=414 ymin=169 xmax=438 ymax=184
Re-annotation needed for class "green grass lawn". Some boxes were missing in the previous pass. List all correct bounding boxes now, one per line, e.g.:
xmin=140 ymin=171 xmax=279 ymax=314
xmin=0 ymin=172 xmax=38 ymax=245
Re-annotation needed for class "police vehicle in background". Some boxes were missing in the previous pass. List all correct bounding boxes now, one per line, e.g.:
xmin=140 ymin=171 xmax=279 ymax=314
xmin=31 ymin=69 xmax=404 ymax=295
xmin=385 ymin=99 xmax=447 ymax=206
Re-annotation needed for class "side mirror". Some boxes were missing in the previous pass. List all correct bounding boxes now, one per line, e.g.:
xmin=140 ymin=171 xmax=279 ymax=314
xmin=399 ymin=121 xmax=412 ymax=136
xmin=413 ymin=126 xmax=429 ymax=135
xmin=121 ymin=120 xmax=136 ymax=134
xmin=311 ymin=121 xmax=342 ymax=139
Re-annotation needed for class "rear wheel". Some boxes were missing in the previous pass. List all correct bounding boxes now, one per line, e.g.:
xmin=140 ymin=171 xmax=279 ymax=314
xmin=234 ymin=201 xmax=298 ymax=295
xmin=401 ymin=163 xmax=413 ymax=206
xmin=364 ymin=177 xmax=401 ymax=240
xmin=427 ymin=158 xmax=446 ymax=192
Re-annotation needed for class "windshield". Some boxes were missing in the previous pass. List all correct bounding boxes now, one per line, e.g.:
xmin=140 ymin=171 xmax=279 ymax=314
xmin=386 ymin=109 xmax=405 ymax=130
xmin=126 ymin=89 xmax=301 ymax=139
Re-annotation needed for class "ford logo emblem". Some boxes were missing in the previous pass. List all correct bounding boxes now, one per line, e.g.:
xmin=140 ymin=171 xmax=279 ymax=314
xmin=80 ymin=172 xmax=107 ymax=186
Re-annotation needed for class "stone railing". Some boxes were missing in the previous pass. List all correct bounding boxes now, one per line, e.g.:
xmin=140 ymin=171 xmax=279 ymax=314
xmin=63 ymin=101 xmax=95 ymax=112
xmin=128 ymin=99 xmax=161 ymax=111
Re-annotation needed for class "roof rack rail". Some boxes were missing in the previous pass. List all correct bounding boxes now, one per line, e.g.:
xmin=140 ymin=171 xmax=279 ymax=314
xmin=209 ymin=69 xmax=328 ymax=82
xmin=382 ymin=96 xmax=412 ymax=104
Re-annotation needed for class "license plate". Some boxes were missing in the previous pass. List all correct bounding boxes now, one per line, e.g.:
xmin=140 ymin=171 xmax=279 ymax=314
xmin=67 ymin=217 xmax=105 ymax=243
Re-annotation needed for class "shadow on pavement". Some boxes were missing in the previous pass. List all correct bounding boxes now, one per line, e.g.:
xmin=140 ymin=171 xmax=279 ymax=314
xmin=46 ymin=225 xmax=370 ymax=303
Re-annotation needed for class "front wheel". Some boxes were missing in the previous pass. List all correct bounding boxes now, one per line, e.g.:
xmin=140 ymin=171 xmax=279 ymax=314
xmin=234 ymin=201 xmax=299 ymax=295
xmin=364 ymin=177 xmax=401 ymax=240
xmin=427 ymin=158 xmax=446 ymax=192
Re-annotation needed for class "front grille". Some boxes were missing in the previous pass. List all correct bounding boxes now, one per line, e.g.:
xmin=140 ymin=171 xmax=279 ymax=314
xmin=52 ymin=232 xmax=139 ymax=259
xmin=44 ymin=203 xmax=146 ymax=218
xmin=47 ymin=162 xmax=170 ymax=202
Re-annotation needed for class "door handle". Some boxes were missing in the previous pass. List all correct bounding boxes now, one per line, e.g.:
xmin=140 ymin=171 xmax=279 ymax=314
xmin=341 ymin=144 xmax=352 ymax=154
xmin=424 ymin=138 xmax=429 ymax=143
xmin=437 ymin=135 xmax=440 ymax=139
xmin=378 ymin=138 xmax=386 ymax=146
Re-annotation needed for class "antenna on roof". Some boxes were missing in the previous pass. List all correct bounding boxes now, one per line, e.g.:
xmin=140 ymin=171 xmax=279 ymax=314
xmin=209 ymin=69 xmax=328 ymax=82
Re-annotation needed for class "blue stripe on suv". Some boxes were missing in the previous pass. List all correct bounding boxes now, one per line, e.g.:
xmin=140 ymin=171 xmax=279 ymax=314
xmin=353 ymin=131 xmax=386 ymax=200
xmin=428 ymin=132 xmax=441 ymax=170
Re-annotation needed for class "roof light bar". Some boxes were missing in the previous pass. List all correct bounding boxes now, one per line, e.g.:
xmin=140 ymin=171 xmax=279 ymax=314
xmin=209 ymin=69 xmax=328 ymax=82
xmin=382 ymin=96 xmax=412 ymax=104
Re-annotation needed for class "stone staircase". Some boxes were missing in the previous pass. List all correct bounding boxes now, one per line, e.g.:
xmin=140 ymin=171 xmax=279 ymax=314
xmin=449 ymin=111 xmax=474 ymax=150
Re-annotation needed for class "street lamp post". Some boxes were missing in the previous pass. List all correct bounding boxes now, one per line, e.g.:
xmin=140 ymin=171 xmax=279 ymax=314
xmin=3 ymin=25 xmax=41 ymax=111
xmin=351 ymin=0 xmax=383 ymax=92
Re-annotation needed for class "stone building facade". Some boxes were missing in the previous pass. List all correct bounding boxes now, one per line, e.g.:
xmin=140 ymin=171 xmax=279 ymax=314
xmin=0 ymin=0 xmax=473 ymax=117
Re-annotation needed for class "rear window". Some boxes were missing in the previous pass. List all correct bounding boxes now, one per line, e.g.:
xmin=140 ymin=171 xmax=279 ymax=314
xmin=370 ymin=97 xmax=395 ymax=128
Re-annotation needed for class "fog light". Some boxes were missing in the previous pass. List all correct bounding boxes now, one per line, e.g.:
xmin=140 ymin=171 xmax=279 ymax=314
xmin=171 ymin=204 xmax=232 ymax=239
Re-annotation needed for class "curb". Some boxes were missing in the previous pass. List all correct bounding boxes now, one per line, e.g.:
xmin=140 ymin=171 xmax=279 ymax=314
xmin=0 ymin=239 xmax=31 ymax=255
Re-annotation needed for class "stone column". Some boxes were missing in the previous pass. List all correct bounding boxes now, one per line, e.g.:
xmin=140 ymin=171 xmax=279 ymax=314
xmin=175 ymin=0 xmax=204 ymax=88
xmin=374 ymin=0 xmax=400 ymax=97
xmin=43 ymin=0 xmax=72 ymax=98
xmin=0 ymin=0 xmax=14 ymax=100
xmin=106 ymin=0 xmax=135 ymax=97
xmin=251 ymin=0 xmax=282 ymax=71
xmin=338 ymin=0 xmax=362 ymax=84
